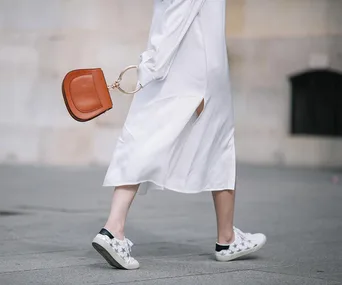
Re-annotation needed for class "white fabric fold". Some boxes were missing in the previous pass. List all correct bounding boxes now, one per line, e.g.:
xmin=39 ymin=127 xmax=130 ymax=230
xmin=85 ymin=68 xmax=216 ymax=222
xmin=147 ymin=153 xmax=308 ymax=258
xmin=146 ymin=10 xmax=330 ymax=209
xmin=138 ymin=0 xmax=207 ymax=87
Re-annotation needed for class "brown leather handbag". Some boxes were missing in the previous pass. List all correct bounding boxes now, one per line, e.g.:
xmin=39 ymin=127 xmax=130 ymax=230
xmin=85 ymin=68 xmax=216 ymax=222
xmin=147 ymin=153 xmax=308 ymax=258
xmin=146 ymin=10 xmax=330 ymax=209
xmin=62 ymin=66 xmax=141 ymax=122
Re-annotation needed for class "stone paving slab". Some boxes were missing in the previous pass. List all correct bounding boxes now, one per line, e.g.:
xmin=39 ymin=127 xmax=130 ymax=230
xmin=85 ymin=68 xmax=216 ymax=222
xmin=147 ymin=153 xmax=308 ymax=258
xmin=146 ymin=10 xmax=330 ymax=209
xmin=0 ymin=164 xmax=341 ymax=284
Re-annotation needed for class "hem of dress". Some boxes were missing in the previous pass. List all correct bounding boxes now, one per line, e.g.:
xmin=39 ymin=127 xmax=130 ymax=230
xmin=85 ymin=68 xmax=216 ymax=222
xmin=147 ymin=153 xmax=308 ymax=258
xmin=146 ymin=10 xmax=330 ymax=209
xmin=102 ymin=179 xmax=236 ymax=194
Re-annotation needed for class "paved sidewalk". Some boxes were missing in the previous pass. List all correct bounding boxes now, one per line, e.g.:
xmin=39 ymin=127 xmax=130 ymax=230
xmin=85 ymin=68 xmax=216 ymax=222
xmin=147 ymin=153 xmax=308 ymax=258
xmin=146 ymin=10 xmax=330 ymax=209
xmin=0 ymin=164 xmax=341 ymax=285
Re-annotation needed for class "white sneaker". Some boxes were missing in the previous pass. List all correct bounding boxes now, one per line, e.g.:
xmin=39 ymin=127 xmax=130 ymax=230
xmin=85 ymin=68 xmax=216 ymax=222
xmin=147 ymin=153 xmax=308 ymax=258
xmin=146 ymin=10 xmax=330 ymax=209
xmin=215 ymin=226 xmax=266 ymax=262
xmin=92 ymin=228 xmax=140 ymax=270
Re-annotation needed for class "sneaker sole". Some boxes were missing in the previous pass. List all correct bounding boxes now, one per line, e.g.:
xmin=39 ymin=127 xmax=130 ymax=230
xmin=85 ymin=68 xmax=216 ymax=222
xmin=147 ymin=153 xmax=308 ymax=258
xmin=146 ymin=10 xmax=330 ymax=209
xmin=92 ymin=236 xmax=139 ymax=270
xmin=215 ymin=237 xmax=267 ymax=262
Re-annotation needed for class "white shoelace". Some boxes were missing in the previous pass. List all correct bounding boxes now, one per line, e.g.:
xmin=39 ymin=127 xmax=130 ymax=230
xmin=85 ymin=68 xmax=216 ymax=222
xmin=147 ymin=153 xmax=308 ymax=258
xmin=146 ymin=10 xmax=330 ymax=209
xmin=123 ymin=238 xmax=135 ymax=263
xmin=124 ymin=238 xmax=133 ymax=253
xmin=234 ymin=227 xmax=252 ymax=243
xmin=234 ymin=227 xmax=251 ymax=237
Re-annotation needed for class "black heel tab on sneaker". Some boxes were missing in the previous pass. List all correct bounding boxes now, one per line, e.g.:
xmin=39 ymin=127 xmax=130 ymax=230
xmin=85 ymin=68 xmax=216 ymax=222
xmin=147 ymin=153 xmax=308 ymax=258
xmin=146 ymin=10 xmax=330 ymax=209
xmin=99 ymin=228 xmax=114 ymax=239
xmin=216 ymin=243 xmax=230 ymax=252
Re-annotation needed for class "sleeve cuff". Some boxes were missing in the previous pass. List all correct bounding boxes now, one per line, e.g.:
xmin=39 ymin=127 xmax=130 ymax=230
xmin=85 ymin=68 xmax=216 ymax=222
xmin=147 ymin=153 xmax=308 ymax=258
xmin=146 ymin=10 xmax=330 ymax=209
xmin=138 ymin=62 xmax=155 ymax=88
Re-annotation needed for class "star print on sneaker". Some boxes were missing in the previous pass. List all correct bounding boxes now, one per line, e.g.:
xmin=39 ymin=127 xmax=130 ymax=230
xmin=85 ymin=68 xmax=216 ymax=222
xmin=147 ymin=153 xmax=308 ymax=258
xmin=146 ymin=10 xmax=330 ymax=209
xmin=215 ymin=227 xmax=266 ymax=262
xmin=92 ymin=228 xmax=139 ymax=270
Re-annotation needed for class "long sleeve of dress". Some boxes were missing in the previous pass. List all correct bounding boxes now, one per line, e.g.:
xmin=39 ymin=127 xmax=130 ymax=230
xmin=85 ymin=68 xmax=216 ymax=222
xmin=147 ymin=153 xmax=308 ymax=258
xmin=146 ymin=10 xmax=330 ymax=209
xmin=138 ymin=0 xmax=207 ymax=87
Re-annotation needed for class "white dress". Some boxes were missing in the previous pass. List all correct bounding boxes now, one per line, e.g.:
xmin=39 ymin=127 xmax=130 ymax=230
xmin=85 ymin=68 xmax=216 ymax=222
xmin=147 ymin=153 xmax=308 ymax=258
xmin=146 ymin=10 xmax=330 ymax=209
xmin=103 ymin=0 xmax=236 ymax=194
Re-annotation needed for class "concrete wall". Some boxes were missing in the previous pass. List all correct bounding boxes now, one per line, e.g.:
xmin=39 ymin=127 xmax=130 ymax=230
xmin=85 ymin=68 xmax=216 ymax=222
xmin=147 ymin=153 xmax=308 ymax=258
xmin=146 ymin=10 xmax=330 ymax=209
xmin=0 ymin=0 xmax=153 ymax=165
xmin=226 ymin=0 xmax=342 ymax=167
xmin=0 ymin=0 xmax=341 ymax=167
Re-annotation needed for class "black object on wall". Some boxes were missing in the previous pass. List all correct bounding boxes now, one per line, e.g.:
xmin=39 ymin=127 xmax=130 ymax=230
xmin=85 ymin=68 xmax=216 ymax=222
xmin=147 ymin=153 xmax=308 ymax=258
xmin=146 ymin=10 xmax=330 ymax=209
xmin=290 ymin=69 xmax=342 ymax=136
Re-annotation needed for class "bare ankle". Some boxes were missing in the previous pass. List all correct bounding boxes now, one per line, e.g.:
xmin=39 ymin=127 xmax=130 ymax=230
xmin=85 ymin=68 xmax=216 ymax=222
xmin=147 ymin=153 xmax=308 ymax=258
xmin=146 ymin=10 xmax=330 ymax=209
xmin=218 ymin=231 xmax=235 ymax=244
xmin=104 ymin=225 xmax=125 ymax=240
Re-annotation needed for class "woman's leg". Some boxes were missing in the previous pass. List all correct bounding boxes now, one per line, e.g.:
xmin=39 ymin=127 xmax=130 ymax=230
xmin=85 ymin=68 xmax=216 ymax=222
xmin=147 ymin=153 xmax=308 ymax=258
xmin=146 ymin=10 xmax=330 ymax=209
xmin=212 ymin=189 xmax=236 ymax=244
xmin=104 ymin=184 xmax=139 ymax=240
xmin=92 ymin=184 xmax=140 ymax=269
xmin=213 ymin=189 xmax=267 ymax=262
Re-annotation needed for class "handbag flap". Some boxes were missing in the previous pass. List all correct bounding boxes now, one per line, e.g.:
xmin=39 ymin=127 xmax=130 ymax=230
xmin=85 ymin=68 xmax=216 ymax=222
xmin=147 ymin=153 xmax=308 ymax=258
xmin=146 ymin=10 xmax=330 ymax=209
xmin=62 ymin=68 xmax=113 ymax=122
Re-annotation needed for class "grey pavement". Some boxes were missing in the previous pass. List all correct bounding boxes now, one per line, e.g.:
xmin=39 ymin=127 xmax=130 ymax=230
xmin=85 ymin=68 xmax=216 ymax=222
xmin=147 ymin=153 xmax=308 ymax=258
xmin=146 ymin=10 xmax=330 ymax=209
xmin=0 ymin=164 xmax=341 ymax=285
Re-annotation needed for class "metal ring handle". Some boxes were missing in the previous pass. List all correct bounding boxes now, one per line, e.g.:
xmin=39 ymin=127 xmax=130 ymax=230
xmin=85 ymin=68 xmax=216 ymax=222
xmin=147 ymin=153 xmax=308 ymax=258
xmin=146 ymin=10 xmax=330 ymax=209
xmin=108 ymin=65 xmax=142 ymax=95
